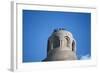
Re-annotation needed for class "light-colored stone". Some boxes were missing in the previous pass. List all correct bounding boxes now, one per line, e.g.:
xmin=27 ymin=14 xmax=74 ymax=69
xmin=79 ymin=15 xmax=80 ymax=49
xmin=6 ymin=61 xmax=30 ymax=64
xmin=43 ymin=28 xmax=77 ymax=61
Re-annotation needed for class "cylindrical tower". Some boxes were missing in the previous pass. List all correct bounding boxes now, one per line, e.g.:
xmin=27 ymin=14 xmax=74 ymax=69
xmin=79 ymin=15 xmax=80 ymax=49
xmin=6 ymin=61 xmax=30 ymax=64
xmin=43 ymin=28 xmax=77 ymax=61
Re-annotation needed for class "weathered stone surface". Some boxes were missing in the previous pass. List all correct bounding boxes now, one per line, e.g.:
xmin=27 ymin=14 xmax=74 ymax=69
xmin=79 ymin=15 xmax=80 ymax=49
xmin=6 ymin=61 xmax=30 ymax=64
xmin=43 ymin=28 xmax=77 ymax=61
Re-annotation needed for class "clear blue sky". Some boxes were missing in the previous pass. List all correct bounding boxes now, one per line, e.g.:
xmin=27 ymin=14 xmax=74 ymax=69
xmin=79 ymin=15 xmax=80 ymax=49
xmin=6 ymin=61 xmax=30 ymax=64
xmin=23 ymin=10 xmax=91 ymax=62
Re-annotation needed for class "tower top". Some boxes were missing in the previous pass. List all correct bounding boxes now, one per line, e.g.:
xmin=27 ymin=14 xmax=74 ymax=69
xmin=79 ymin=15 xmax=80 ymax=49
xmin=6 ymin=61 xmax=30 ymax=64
xmin=54 ymin=28 xmax=66 ymax=32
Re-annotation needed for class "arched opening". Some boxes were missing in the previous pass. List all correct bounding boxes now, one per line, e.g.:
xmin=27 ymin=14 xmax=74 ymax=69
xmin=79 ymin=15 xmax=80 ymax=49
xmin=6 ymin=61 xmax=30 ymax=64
xmin=65 ymin=36 xmax=70 ymax=47
xmin=72 ymin=40 xmax=75 ymax=51
xmin=47 ymin=39 xmax=50 ymax=53
xmin=53 ymin=36 xmax=60 ymax=48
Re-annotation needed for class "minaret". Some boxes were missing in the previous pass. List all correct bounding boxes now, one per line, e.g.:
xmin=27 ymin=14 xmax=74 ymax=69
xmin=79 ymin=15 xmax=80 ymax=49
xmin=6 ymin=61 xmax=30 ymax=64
xmin=43 ymin=28 xmax=77 ymax=61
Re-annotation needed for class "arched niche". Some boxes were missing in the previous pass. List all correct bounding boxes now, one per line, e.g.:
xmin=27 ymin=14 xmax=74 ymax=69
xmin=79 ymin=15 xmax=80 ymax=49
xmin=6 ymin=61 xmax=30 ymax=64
xmin=53 ymin=36 xmax=60 ymax=49
xmin=65 ymin=36 xmax=71 ymax=47
xmin=72 ymin=40 xmax=76 ymax=52
xmin=47 ymin=39 xmax=50 ymax=53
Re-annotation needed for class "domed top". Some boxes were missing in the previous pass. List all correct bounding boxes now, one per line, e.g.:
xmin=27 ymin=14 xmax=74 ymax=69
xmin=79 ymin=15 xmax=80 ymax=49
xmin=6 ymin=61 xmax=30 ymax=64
xmin=52 ymin=28 xmax=73 ymax=39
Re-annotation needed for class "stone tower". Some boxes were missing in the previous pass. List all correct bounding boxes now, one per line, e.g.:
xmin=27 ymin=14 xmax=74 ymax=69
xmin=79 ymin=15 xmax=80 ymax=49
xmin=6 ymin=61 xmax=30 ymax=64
xmin=43 ymin=28 xmax=77 ymax=61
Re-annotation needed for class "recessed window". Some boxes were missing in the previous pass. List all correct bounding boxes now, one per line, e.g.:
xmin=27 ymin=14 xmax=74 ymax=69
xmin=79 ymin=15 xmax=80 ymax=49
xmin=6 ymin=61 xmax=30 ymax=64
xmin=72 ymin=40 xmax=75 ymax=51
xmin=53 ymin=36 xmax=60 ymax=48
